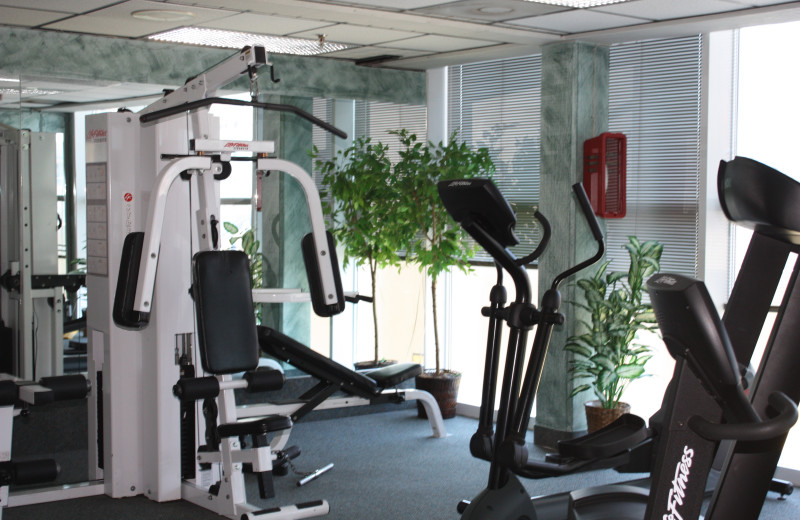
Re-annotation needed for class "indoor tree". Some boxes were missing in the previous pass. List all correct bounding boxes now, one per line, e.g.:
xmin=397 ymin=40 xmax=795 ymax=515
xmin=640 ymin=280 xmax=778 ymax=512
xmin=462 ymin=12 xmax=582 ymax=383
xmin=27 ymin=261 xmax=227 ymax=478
xmin=312 ymin=137 xmax=407 ymax=366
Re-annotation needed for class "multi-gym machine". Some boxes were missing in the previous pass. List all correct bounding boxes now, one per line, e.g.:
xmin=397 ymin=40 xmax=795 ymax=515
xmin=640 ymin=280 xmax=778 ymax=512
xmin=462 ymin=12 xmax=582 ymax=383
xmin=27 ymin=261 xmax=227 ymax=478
xmin=441 ymin=158 xmax=799 ymax=519
xmin=84 ymin=45 xmax=442 ymax=520
xmin=0 ymin=124 xmax=85 ymax=379
xmin=84 ymin=45 xmax=351 ymax=519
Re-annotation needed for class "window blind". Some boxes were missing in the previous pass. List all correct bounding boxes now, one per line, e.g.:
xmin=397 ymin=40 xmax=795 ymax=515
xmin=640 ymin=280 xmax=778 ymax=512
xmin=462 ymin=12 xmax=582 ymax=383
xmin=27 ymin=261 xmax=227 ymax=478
xmin=607 ymin=36 xmax=702 ymax=277
xmin=354 ymin=100 xmax=428 ymax=163
xmin=448 ymin=55 xmax=543 ymax=262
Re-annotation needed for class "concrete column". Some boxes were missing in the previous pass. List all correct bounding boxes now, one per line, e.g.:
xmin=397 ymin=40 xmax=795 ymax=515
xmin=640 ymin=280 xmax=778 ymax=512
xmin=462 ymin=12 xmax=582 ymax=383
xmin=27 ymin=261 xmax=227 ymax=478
xmin=535 ymin=41 xmax=609 ymax=448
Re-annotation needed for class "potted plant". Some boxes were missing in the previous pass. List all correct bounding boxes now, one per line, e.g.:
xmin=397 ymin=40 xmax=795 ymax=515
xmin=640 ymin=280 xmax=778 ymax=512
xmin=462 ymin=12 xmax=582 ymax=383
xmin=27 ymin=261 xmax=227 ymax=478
xmin=391 ymin=129 xmax=495 ymax=419
xmin=312 ymin=137 xmax=406 ymax=369
xmin=565 ymin=236 xmax=663 ymax=432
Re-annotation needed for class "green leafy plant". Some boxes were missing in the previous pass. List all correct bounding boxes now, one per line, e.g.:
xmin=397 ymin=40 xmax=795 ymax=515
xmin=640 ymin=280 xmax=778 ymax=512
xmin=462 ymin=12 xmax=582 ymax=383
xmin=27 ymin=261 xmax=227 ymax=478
xmin=565 ymin=236 xmax=663 ymax=409
xmin=392 ymin=129 xmax=495 ymax=374
xmin=311 ymin=137 xmax=408 ymax=364
xmin=223 ymin=222 xmax=265 ymax=322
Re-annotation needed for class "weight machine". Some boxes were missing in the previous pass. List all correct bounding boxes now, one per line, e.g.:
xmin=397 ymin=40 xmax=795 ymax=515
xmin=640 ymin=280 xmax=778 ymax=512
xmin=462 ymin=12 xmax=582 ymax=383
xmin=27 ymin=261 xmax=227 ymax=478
xmin=0 ymin=124 xmax=84 ymax=379
xmin=85 ymin=45 xmax=441 ymax=520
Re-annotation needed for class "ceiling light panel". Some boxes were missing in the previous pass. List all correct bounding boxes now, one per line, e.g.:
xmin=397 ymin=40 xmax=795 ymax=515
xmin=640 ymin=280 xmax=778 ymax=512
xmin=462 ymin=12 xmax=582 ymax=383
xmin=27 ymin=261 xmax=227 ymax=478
xmin=148 ymin=27 xmax=352 ymax=55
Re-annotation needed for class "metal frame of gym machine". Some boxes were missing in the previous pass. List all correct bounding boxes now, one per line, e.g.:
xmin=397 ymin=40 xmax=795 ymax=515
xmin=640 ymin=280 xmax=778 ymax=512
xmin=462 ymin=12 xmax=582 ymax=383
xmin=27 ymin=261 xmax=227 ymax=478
xmin=0 ymin=124 xmax=71 ymax=379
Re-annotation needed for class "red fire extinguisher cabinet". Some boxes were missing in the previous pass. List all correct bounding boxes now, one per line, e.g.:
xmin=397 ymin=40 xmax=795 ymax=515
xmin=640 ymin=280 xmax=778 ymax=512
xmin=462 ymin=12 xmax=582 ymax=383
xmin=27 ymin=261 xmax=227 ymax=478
xmin=583 ymin=132 xmax=626 ymax=218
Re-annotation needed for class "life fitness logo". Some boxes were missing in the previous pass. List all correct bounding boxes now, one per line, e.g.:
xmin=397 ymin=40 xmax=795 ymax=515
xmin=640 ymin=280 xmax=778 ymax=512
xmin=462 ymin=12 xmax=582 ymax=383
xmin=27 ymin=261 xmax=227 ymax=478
xmin=123 ymin=192 xmax=134 ymax=234
xmin=663 ymin=445 xmax=695 ymax=520
xmin=86 ymin=129 xmax=107 ymax=143
xmin=224 ymin=142 xmax=251 ymax=151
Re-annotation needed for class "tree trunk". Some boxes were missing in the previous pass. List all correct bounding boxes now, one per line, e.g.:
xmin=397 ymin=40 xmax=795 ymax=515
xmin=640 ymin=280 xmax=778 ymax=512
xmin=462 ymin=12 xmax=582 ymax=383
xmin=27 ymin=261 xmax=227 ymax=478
xmin=431 ymin=275 xmax=440 ymax=374
xmin=370 ymin=259 xmax=379 ymax=363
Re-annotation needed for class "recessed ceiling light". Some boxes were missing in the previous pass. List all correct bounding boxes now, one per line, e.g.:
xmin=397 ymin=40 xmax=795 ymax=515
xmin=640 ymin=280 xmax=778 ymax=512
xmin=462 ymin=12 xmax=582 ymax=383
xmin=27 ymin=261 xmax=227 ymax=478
xmin=148 ymin=27 xmax=352 ymax=56
xmin=132 ymin=9 xmax=196 ymax=22
xmin=478 ymin=7 xmax=514 ymax=14
xmin=524 ymin=0 xmax=633 ymax=7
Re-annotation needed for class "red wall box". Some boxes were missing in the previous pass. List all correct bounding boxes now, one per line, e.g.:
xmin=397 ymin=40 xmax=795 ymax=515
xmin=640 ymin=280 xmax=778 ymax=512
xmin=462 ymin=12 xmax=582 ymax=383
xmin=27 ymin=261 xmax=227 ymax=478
xmin=583 ymin=132 xmax=626 ymax=218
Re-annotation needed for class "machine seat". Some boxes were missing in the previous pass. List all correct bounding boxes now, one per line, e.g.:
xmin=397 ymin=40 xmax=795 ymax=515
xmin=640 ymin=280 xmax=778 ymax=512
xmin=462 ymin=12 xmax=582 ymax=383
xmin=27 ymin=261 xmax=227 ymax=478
xmin=367 ymin=363 xmax=422 ymax=388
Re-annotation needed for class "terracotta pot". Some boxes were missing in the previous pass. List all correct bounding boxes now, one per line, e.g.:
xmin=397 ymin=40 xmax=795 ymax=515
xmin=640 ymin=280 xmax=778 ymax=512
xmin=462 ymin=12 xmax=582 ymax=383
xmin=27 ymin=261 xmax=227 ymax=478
xmin=414 ymin=370 xmax=461 ymax=419
xmin=585 ymin=400 xmax=631 ymax=433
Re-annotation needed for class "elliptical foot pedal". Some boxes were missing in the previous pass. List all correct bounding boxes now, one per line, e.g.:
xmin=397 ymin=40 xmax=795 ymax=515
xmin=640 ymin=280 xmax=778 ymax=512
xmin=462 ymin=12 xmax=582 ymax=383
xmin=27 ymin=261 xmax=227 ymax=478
xmin=558 ymin=414 xmax=648 ymax=461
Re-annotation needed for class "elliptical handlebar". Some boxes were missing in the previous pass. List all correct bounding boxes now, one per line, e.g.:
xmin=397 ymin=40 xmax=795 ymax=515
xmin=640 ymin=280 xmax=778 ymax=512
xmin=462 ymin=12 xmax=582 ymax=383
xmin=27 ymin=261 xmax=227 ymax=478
xmin=551 ymin=183 xmax=605 ymax=290
xmin=515 ymin=211 xmax=551 ymax=267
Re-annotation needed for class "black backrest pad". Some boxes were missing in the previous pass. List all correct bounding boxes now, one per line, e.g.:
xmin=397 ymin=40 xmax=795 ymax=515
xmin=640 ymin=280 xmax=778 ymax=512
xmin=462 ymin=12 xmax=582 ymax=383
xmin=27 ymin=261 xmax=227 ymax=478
xmin=258 ymin=326 xmax=380 ymax=397
xmin=193 ymin=251 xmax=260 ymax=374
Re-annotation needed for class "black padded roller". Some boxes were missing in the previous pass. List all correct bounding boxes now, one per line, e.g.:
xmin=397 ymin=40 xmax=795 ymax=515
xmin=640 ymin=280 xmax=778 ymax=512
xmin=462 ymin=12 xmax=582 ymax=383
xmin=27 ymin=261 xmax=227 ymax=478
xmin=0 ymin=380 xmax=17 ymax=406
xmin=173 ymin=377 xmax=220 ymax=401
xmin=39 ymin=375 xmax=89 ymax=401
xmin=12 ymin=459 xmax=59 ymax=485
xmin=244 ymin=369 xmax=285 ymax=393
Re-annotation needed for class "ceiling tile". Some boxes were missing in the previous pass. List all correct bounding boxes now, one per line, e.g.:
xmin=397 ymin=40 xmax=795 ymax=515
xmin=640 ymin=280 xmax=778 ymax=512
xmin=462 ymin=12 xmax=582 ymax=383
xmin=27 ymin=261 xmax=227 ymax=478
xmin=379 ymin=34 xmax=499 ymax=52
xmin=321 ymin=45 xmax=430 ymax=59
xmin=412 ymin=0 xmax=566 ymax=23
xmin=304 ymin=0 xmax=454 ymax=9
xmin=199 ymin=12 xmax=332 ymax=35
xmin=291 ymin=23 xmax=423 ymax=45
xmin=42 ymin=0 xmax=233 ymax=38
xmin=592 ymin=0 xmax=747 ymax=20
xmin=0 ymin=6 xmax=69 ymax=26
xmin=509 ymin=9 xmax=644 ymax=33
xmin=0 ymin=1 xmax=120 ymax=14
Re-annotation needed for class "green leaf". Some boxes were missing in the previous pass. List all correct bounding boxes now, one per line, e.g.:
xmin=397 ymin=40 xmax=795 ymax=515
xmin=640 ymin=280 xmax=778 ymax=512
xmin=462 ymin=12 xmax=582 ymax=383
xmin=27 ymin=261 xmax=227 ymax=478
xmin=223 ymin=222 xmax=239 ymax=234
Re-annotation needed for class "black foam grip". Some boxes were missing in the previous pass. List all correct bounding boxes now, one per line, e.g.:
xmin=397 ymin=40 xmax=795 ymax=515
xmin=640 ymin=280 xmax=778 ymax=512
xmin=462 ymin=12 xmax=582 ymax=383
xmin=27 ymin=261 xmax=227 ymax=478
xmin=112 ymin=232 xmax=150 ymax=329
xmin=244 ymin=369 xmax=285 ymax=393
xmin=0 ymin=380 xmax=17 ymax=406
xmin=173 ymin=377 xmax=220 ymax=401
xmin=12 ymin=459 xmax=59 ymax=485
xmin=302 ymin=231 xmax=345 ymax=318
xmin=39 ymin=375 xmax=89 ymax=401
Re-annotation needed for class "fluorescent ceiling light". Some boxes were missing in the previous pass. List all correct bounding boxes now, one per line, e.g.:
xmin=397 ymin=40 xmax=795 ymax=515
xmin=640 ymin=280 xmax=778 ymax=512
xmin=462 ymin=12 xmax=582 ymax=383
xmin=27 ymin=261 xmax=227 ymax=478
xmin=0 ymin=87 xmax=62 ymax=96
xmin=132 ymin=10 xmax=197 ymax=22
xmin=148 ymin=27 xmax=351 ymax=56
xmin=524 ymin=0 xmax=633 ymax=7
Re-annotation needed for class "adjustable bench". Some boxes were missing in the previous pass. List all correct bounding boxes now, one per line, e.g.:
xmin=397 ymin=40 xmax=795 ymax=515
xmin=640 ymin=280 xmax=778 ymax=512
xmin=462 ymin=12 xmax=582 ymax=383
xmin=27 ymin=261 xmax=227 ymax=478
xmin=236 ymin=327 xmax=445 ymax=439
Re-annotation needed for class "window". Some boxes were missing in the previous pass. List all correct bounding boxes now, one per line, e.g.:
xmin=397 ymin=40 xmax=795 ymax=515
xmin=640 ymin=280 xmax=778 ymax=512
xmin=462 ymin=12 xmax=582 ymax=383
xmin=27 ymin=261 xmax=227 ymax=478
xmin=448 ymin=56 xmax=543 ymax=261
xmin=607 ymin=36 xmax=703 ymax=278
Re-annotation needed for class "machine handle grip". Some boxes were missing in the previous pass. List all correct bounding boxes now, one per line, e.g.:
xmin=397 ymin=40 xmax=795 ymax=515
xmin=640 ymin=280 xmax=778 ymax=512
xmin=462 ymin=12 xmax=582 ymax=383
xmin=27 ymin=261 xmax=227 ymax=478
xmin=688 ymin=392 xmax=798 ymax=442
xmin=515 ymin=211 xmax=551 ymax=266
xmin=573 ymin=182 xmax=604 ymax=243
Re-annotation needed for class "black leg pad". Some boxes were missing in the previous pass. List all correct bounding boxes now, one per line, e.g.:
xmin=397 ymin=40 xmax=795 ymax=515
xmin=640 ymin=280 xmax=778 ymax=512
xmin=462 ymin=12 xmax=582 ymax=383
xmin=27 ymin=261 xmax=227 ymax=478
xmin=217 ymin=415 xmax=292 ymax=438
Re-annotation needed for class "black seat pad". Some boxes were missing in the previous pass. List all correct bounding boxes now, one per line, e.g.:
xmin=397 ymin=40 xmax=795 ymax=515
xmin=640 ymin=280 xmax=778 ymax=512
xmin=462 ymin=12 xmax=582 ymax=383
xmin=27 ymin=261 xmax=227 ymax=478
xmin=367 ymin=363 xmax=422 ymax=388
xmin=217 ymin=415 xmax=292 ymax=438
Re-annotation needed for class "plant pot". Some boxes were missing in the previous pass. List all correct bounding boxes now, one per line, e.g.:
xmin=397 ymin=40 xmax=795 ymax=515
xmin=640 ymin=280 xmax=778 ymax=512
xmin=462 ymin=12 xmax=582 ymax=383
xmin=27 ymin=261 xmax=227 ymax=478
xmin=585 ymin=400 xmax=631 ymax=433
xmin=415 ymin=370 xmax=461 ymax=420
xmin=353 ymin=359 xmax=396 ymax=371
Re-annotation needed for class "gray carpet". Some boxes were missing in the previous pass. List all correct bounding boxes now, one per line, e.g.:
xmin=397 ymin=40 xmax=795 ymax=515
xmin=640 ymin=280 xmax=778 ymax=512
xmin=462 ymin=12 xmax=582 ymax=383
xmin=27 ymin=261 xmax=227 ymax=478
xmin=6 ymin=410 xmax=800 ymax=519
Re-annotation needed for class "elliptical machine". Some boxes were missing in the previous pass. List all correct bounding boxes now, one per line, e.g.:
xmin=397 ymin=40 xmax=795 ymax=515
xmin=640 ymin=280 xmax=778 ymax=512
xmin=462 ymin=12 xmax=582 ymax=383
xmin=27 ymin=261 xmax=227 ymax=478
xmin=439 ymin=179 xmax=606 ymax=519
xmin=441 ymin=157 xmax=800 ymax=520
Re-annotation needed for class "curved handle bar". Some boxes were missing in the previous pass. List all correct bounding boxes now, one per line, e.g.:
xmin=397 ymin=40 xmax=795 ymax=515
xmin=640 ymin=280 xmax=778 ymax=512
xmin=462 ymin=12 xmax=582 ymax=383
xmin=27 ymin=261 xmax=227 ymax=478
xmin=688 ymin=392 xmax=798 ymax=442
xmin=139 ymin=97 xmax=348 ymax=139
xmin=515 ymin=211 xmax=551 ymax=267
xmin=551 ymin=183 xmax=606 ymax=290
